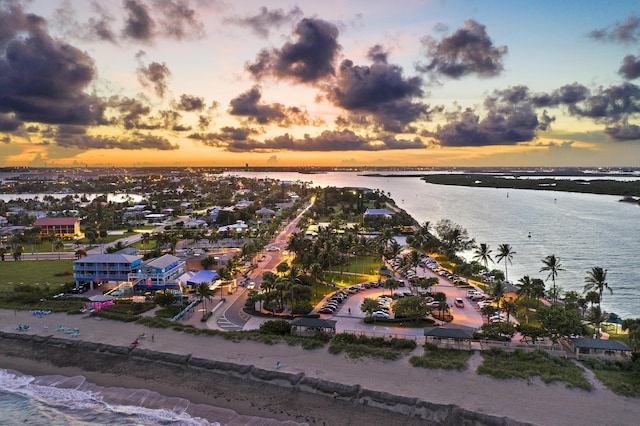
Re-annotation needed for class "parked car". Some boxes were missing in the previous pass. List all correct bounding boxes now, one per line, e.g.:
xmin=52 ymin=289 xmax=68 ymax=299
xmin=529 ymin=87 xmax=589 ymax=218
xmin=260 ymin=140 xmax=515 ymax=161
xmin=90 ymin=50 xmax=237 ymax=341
xmin=454 ymin=298 xmax=464 ymax=308
xmin=318 ymin=307 xmax=335 ymax=314
xmin=371 ymin=311 xmax=390 ymax=319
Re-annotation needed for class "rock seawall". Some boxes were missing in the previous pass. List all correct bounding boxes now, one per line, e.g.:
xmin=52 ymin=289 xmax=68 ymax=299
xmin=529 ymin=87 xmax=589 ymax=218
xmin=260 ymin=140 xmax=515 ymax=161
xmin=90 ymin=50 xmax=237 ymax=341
xmin=0 ymin=331 xmax=530 ymax=425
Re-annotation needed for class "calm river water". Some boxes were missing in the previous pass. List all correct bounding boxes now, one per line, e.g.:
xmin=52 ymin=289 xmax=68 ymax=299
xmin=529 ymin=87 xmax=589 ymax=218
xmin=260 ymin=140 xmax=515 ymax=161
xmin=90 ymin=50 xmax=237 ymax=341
xmin=233 ymin=171 xmax=640 ymax=320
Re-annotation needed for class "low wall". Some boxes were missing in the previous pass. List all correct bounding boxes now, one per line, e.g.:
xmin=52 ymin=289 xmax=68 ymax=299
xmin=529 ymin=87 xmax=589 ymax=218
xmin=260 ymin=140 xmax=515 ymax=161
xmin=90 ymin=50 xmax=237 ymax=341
xmin=0 ymin=331 xmax=531 ymax=426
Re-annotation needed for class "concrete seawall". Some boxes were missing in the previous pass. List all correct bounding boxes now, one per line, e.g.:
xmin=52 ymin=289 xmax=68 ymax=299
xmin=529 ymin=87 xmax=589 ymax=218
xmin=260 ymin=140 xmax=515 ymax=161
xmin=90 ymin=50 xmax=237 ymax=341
xmin=0 ymin=331 xmax=530 ymax=425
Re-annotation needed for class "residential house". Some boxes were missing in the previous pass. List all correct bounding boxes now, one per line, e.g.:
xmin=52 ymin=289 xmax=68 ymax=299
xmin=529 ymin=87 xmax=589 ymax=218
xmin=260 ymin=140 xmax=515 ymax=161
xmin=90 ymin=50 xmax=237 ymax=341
xmin=74 ymin=253 xmax=143 ymax=289
xmin=128 ymin=254 xmax=186 ymax=291
xmin=33 ymin=217 xmax=81 ymax=239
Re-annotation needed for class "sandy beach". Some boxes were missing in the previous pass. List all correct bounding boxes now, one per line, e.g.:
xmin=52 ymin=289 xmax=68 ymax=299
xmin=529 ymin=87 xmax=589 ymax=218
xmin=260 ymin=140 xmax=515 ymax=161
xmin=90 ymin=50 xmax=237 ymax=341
xmin=1 ymin=308 xmax=638 ymax=426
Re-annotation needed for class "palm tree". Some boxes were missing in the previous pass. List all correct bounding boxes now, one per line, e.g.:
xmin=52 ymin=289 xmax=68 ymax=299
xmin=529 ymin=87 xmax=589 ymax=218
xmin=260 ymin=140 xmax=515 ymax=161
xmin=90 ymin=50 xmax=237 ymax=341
xmin=495 ymin=244 xmax=516 ymax=283
xmin=141 ymin=232 xmax=150 ymax=252
xmin=502 ymin=300 xmax=518 ymax=323
xmin=586 ymin=304 xmax=609 ymax=339
xmin=584 ymin=266 xmax=612 ymax=305
xmin=473 ymin=243 xmax=494 ymax=276
xmin=196 ymin=282 xmax=214 ymax=319
xmin=309 ymin=262 xmax=323 ymax=298
xmin=53 ymin=239 xmax=64 ymax=260
xmin=517 ymin=275 xmax=545 ymax=324
xmin=540 ymin=254 xmax=564 ymax=303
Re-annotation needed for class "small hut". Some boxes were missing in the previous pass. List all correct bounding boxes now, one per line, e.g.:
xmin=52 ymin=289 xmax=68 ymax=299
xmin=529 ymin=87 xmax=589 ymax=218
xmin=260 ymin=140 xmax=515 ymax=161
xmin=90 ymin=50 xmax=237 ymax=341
xmin=290 ymin=318 xmax=337 ymax=336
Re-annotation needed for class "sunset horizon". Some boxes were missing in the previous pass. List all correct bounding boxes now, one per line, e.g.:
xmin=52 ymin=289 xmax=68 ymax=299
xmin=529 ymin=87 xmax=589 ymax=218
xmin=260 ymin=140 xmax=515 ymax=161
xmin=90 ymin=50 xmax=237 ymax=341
xmin=1 ymin=0 xmax=640 ymax=168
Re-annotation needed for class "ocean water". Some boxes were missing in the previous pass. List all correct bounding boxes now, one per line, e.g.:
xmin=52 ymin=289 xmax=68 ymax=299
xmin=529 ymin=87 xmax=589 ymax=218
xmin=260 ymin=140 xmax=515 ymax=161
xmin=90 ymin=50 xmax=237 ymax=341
xmin=0 ymin=369 xmax=301 ymax=426
xmin=232 ymin=171 xmax=640 ymax=320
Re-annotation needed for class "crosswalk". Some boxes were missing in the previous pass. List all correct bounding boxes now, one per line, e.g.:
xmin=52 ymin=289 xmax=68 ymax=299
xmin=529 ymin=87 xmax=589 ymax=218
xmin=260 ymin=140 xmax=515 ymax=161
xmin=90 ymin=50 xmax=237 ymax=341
xmin=216 ymin=313 xmax=245 ymax=331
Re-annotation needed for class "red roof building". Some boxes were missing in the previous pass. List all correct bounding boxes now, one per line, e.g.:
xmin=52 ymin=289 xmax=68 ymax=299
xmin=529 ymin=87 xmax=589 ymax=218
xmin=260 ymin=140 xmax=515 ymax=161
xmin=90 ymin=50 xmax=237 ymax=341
xmin=33 ymin=217 xmax=81 ymax=239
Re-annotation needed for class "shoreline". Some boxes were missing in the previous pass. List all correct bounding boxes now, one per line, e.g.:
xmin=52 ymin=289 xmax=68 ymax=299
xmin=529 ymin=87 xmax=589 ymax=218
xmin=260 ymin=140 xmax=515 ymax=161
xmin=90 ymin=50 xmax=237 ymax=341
xmin=0 ymin=330 xmax=519 ymax=426
xmin=2 ymin=310 xmax=640 ymax=425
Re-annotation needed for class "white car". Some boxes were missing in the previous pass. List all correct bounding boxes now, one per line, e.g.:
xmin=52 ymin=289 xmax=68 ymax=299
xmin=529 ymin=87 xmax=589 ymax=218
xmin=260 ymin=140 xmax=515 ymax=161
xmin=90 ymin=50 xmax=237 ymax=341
xmin=246 ymin=282 xmax=256 ymax=290
xmin=371 ymin=311 xmax=390 ymax=319
xmin=489 ymin=314 xmax=507 ymax=322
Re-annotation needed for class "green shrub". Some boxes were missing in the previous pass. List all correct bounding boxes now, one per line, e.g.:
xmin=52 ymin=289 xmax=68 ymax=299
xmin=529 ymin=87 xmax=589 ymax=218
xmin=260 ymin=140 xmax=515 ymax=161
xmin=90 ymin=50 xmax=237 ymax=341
xmin=478 ymin=349 xmax=591 ymax=390
xmin=259 ymin=319 xmax=292 ymax=335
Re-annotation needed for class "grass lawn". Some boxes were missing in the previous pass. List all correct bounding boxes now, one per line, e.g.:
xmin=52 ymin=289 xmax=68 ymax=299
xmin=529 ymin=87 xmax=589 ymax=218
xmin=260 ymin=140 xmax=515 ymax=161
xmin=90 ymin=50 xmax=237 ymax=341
xmin=0 ymin=260 xmax=75 ymax=291
xmin=478 ymin=348 xmax=591 ymax=390
xmin=410 ymin=343 xmax=473 ymax=370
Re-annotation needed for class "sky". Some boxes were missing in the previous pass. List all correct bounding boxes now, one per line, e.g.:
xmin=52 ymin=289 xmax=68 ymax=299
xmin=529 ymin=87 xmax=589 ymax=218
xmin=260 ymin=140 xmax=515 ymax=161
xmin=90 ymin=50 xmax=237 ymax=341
xmin=1 ymin=0 xmax=640 ymax=168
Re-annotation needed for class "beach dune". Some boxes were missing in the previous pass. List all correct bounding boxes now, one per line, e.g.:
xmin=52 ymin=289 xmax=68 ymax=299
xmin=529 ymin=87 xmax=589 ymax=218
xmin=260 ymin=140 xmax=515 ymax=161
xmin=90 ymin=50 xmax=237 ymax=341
xmin=1 ymin=309 xmax=638 ymax=426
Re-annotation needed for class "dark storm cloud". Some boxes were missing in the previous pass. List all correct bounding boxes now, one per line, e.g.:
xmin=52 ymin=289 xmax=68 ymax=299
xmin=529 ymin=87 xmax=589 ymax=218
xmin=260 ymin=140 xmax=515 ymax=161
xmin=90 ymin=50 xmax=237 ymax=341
xmin=175 ymin=94 xmax=206 ymax=111
xmin=136 ymin=58 xmax=172 ymax=98
xmin=56 ymin=132 xmax=178 ymax=150
xmin=246 ymin=18 xmax=341 ymax=83
xmin=588 ymin=14 xmax=640 ymax=43
xmin=568 ymin=83 xmax=640 ymax=123
xmin=153 ymin=0 xmax=205 ymax=40
xmin=110 ymin=97 xmax=152 ymax=129
xmin=0 ymin=113 xmax=21 ymax=131
xmin=531 ymin=83 xmax=590 ymax=107
xmin=222 ymin=129 xmax=425 ymax=152
xmin=619 ymin=54 xmax=640 ymax=80
xmin=327 ymin=45 xmax=430 ymax=132
xmin=229 ymin=86 xmax=310 ymax=125
xmin=188 ymin=126 xmax=260 ymax=146
xmin=122 ymin=0 xmax=155 ymax=41
xmin=229 ymin=6 xmax=303 ymax=38
xmin=418 ymin=20 xmax=507 ymax=78
xmin=430 ymin=86 xmax=552 ymax=146
xmin=0 ymin=3 xmax=105 ymax=127
xmin=604 ymin=124 xmax=640 ymax=141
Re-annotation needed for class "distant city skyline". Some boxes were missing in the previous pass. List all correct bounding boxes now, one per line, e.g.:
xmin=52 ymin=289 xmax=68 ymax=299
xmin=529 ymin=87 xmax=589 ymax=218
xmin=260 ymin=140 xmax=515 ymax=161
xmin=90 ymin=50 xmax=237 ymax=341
xmin=1 ymin=0 xmax=640 ymax=167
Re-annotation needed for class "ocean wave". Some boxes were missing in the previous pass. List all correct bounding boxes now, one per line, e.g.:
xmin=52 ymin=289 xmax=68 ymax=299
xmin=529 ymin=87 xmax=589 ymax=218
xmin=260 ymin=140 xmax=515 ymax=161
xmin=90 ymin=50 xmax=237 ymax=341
xmin=0 ymin=368 xmax=219 ymax=425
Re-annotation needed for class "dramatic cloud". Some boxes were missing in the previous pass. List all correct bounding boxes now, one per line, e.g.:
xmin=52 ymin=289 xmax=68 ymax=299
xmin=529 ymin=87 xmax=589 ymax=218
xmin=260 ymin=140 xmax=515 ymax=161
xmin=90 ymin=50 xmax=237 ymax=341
xmin=122 ymin=0 xmax=155 ymax=41
xmin=589 ymin=14 xmax=640 ymax=44
xmin=327 ymin=45 xmax=430 ymax=132
xmin=56 ymin=132 xmax=178 ymax=150
xmin=136 ymin=56 xmax=172 ymax=98
xmin=0 ymin=113 xmax=21 ymax=132
xmin=531 ymin=83 xmax=590 ymax=107
xmin=418 ymin=20 xmax=507 ymax=78
xmin=604 ymin=124 xmax=640 ymax=141
xmin=229 ymin=86 xmax=310 ymax=125
xmin=223 ymin=129 xmax=426 ymax=152
xmin=430 ymin=86 xmax=552 ymax=146
xmin=567 ymin=83 xmax=640 ymax=124
xmin=229 ymin=6 xmax=303 ymax=38
xmin=247 ymin=18 xmax=341 ymax=83
xmin=188 ymin=126 xmax=259 ymax=146
xmin=174 ymin=94 xmax=206 ymax=111
xmin=153 ymin=0 xmax=205 ymax=40
xmin=0 ymin=3 xmax=105 ymax=127
xmin=619 ymin=54 xmax=640 ymax=80
xmin=110 ymin=97 xmax=152 ymax=130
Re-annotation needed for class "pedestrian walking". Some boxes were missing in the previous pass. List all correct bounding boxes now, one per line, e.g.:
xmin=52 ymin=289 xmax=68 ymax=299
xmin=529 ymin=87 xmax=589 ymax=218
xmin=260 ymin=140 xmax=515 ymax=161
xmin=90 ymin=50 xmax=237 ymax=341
xmin=151 ymin=333 xmax=155 ymax=342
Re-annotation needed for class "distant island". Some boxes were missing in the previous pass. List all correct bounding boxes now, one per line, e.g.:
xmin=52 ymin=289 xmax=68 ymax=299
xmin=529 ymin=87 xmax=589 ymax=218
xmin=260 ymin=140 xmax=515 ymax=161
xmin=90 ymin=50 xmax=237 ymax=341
xmin=361 ymin=173 xmax=640 ymax=201
xmin=416 ymin=174 xmax=640 ymax=199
